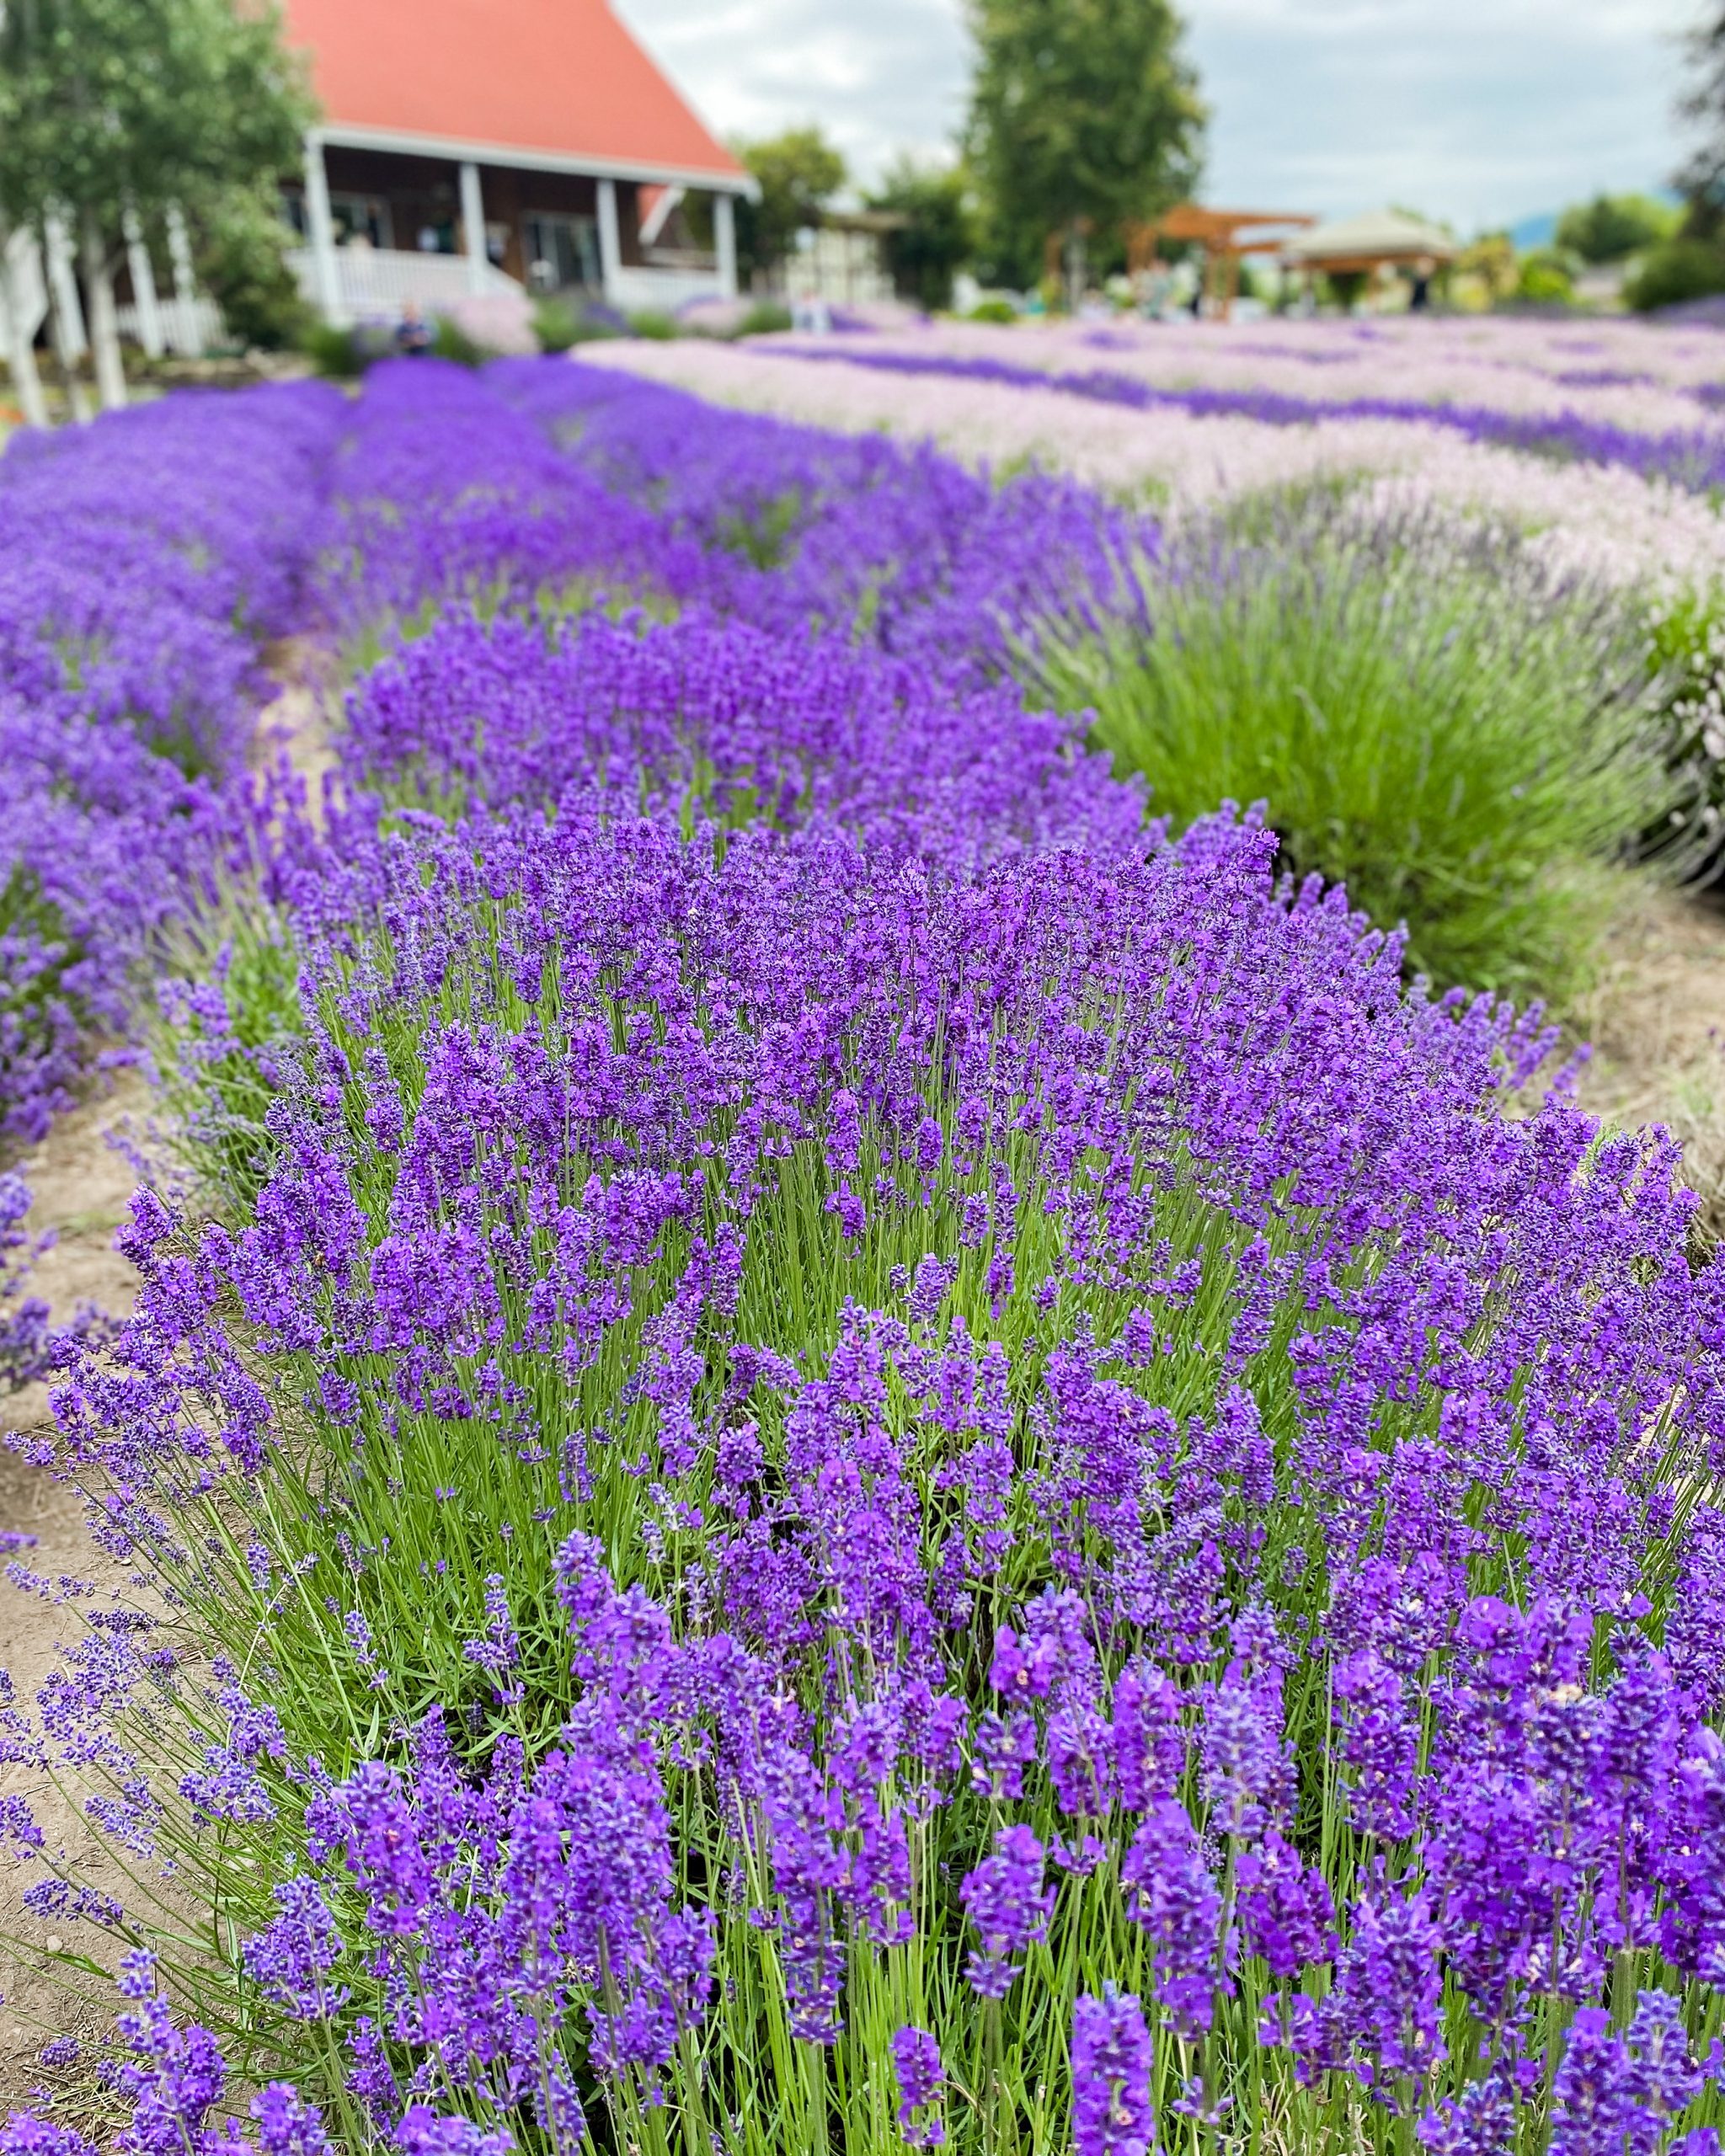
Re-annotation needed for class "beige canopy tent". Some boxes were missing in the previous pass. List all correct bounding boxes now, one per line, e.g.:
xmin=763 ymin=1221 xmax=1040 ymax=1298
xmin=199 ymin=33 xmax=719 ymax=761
xmin=1279 ymin=209 xmax=1456 ymax=279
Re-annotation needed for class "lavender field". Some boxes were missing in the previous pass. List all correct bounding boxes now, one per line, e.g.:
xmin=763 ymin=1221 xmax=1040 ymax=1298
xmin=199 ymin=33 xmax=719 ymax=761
xmin=2 ymin=326 xmax=1725 ymax=2156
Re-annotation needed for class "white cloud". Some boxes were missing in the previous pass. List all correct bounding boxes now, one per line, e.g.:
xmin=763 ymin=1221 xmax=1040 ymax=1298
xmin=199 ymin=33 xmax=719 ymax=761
xmin=613 ymin=0 xmax=1700 ymax=227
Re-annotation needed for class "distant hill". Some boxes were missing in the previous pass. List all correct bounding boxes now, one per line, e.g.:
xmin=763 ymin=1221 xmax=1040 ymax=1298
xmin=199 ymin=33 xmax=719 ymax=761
xmin=1509 ymin=211 xmax=1557 ymax=251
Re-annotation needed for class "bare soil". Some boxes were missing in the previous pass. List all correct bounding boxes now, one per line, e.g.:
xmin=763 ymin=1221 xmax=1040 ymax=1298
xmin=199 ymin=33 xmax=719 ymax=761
xmin=1573 ymin=882 xmax=1725 ymax=1236
xmin=0 ymin=1074 xmax=148 ymax=2102
xmin=0 ymin=660 xmax=334 ymax=2107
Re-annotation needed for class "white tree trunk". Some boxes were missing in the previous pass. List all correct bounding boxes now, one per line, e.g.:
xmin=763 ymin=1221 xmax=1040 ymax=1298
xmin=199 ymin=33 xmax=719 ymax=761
xmin=43 ymin=216 xmax=90 ymax=423
xmin=0 ymin=221 xmax=50 ymax=429
xmin=81 ymin=211 xmax=127 ymax=410
xmin=123 ymin=205 xmax=164 ymax=359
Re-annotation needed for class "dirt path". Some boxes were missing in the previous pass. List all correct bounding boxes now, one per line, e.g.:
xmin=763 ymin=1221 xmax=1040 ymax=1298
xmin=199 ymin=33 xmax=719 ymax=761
xmin=0 ymin=1073 xmax=148 ymax=2100
xmin=0 ymin=659 xmax=339 ymax=2105
xmin=1574 ymin=883 xmax=1725 ymax=1237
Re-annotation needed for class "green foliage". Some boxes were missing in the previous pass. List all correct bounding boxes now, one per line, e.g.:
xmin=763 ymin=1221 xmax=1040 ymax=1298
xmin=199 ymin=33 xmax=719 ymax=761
xmin=625 ymin=308 xmax=680 ymax=340
xmin=733 ymin=300 xmax=793 ymax=337
xmin=1555 ymin=191 xmax=1680 ymax=264
xmin=1321 ymin=269 xmax=1368 ymax=312
xmin=1514 ymin=246 xmax=1577 ymax=303
xmin=865 ymin=156 xmax=976 ymax=310
xmin=967 ymin=296 xmax=1019 ymax=323
xmin=531 ymin=297 xmax=619 ymax=351
xmin=0 ymin=0 xmax=312 ymax=237
xmin=1626 ymin=236 xmax=1725 ymax=312
xmin=302 ymin=322 xmax=370 ymax=379
xmin=1033 ymin=495 xmax=1664 ymax=1002
xmin=430 ymin=314 xmax=491 ymax=367
xmin=194 ymin=186 xmax=310 ymax=351
xmin=963 ymin=0 xmax=1204 ymax=291
xmin=732 ymin=125 xmax=847 ymax=285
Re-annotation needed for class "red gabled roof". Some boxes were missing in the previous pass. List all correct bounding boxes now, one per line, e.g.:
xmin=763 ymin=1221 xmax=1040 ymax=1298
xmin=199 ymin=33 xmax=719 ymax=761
xmin=282 ymin=0 xmax=748 ymax=187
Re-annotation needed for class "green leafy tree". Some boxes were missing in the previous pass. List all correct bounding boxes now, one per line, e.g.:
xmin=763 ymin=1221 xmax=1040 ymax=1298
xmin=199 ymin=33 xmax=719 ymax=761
xmin=195 ymin=183 xmax=310 ymax=351
xmin=963 ymin=0 xmax=1204 ymax=300
xmin=0 ymin=0 xmax=312 ymax=414
xmin=1555 ymin=192 xmax=1679 ymax=264
xmin=865 ymin=156 xmax=975 ymax=310
xmin=732 ymin=125 xmax=846 ymax=289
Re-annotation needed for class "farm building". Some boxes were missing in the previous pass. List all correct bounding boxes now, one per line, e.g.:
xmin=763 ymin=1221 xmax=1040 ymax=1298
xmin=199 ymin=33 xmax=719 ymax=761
xmin=278 ymin=0 xmax=755 ymax=323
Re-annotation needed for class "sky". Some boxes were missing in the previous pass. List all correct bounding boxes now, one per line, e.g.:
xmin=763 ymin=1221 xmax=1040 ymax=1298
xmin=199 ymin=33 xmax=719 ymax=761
xmin=612 ymin=0 xmax=1701 ymax=236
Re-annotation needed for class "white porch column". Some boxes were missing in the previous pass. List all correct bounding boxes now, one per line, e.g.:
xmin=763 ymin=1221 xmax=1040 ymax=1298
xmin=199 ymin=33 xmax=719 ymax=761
xmin=713 ymin=192 xmax=737 ymax=300
xmin=459 ymin=160 xmax=488 ymax=296
xmin=595 ymin=177 xmax=622 ymax=307
xmin=164 ymin=203 xmax=199 ymax=351
xmin=302 ymin=136 xmax=344 ymax=323
xmin=123 ymin=205 xmax=164 ymax=358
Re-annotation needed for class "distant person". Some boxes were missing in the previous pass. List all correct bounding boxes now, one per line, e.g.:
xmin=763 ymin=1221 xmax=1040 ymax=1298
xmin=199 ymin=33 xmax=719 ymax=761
xmin=1409 ymin=256 xmax=1434 ymax=312
xmin=395 ymin=302 xmax=434 ymax=356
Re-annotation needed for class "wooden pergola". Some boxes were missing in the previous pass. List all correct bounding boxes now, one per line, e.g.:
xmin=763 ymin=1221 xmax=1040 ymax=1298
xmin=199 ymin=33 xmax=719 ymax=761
xmin=1126 ymin=204 xmax=1316 ymax=319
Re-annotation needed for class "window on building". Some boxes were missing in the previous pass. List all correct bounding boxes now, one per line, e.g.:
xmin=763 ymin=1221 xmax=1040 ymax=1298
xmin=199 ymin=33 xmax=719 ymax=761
xmin=331 ymin=194 xmax=393 ymax=249
xmin=524 ymin=212 xmax=600 ymax=291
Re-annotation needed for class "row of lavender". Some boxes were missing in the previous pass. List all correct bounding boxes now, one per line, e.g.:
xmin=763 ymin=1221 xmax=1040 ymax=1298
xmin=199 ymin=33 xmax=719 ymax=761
xmin=0 ymin=383 xmax=344 ymax=1146
xmin=4 ymin=360 xmax=1725 ymax=2156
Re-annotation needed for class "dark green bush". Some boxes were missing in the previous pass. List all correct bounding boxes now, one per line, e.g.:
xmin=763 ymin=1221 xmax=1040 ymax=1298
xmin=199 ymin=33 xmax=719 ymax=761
xmin=1626 ymin=237 xmax=1725 ymax=312
xmin=625 ymin=308 xmax=679 ymax=341
xmin=966 ymin=296 xmax=1018 ymax=323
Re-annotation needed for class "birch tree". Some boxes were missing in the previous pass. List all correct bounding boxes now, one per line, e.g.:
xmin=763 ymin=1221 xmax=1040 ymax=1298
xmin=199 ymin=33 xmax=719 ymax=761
xmin=0 ymin=0 xmax=311 ymax=418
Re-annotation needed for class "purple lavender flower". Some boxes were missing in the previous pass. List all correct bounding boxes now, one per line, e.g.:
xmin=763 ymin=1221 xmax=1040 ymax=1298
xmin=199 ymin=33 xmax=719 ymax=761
xmin=1121 ymin=1799 xmax=1227 ymax=2037
xmin=890 ymin=2025 xmax=946 ymax=2147
xmin=959 ymin=1824 xmax=1054 ymax=1998
xmin=1072 ymin=1989 xmax=1156 ymax=2156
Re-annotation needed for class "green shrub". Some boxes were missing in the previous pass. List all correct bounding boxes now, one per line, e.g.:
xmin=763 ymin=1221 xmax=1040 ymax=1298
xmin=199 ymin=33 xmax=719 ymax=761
xmin=1626 ymin=237 xmax=1725 ymax=312
xmin=966 ymin=296 xmax=1018 ymax=323
xmin=1033 ymin=494 xmax=1662 ymax=1001
xmin=625 ymin=307 xmax=679 ymax=340
xmin=430 ymin=314 xmax=491 ymax=367
xmin=195 ymin=189 xmax=312 ymax=351
xmin=531 ymin=297 xmax=619 ymax=351
xmin=302 ymin=321 xmax=369 ymax=378
xmin=733 ymin=300 xmax=793 ymax=337
xmin=1515 ymin=246 xmax=1577 ymax=303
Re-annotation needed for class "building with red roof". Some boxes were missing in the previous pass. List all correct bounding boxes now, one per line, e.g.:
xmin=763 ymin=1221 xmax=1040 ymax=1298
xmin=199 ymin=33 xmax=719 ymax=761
xmin=279 ymin=0 xmax=755 ymax=323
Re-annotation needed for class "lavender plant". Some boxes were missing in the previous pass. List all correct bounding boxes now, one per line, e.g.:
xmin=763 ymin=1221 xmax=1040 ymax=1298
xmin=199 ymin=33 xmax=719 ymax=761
xmin=16 ymin=799 xmax=1725 ymax=2156
xmin=1035 ymin=491 xmax=1666 ymax=1000
xmin=5 ymin=355 xmax=1725 ymax=2156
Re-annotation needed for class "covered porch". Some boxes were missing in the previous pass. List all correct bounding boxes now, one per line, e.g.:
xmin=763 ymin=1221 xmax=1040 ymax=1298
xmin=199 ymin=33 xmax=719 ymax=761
xmin=286 ymin=130 xmax=745 ymax=324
